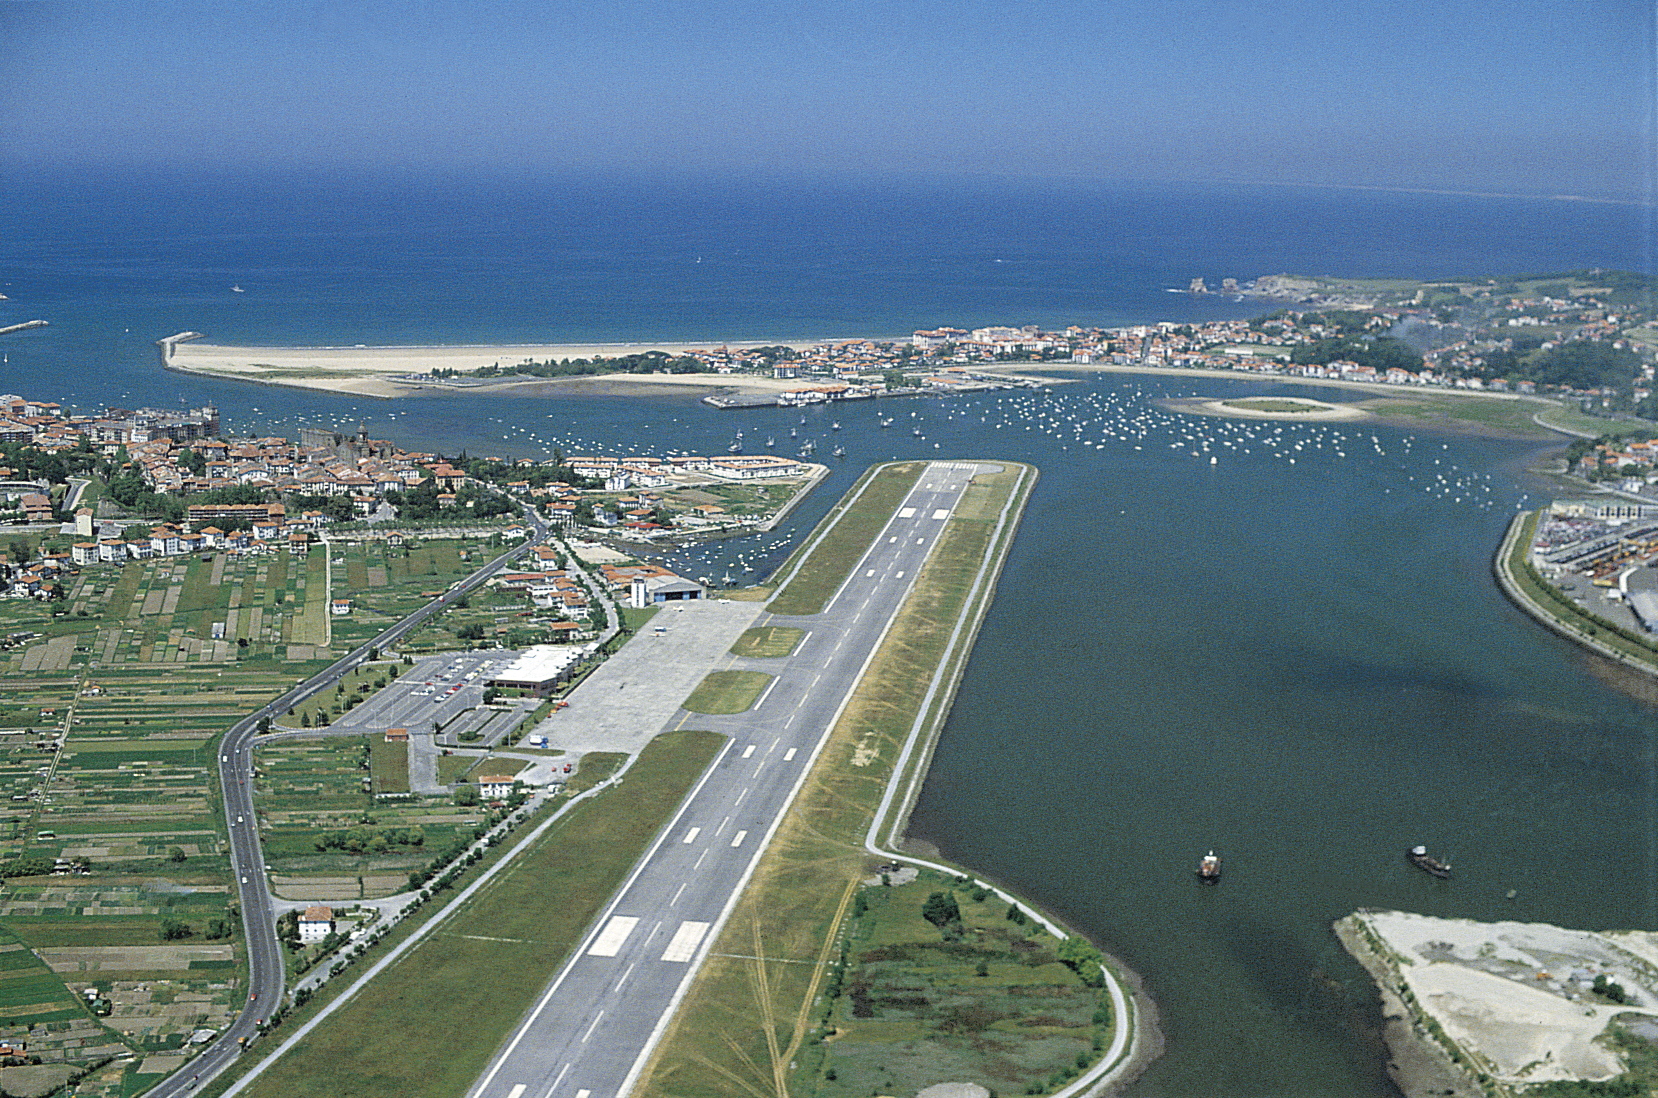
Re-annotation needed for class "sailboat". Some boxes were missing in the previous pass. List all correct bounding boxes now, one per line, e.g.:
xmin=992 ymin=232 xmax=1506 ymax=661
xmin=765 ymin=436 xmax=775 ymax=448
xmin=832 ymin=444 xmax=845 ymax=458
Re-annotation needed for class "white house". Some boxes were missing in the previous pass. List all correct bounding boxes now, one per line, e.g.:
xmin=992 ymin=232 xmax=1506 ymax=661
xmin=298 ymin=905 xmax=334 ymax=944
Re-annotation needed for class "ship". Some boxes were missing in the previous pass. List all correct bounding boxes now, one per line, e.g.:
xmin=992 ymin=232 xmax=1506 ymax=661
xmin=879 ymin=416 xmax=893 ymax=427
xmin=831 ymin=445 xmax=845 ymax=457
xmin=765 ymin=436 xmax=775 ymax=448
xmin=1407 ymin=845 xmax=1451 ymax=879
xmin=230 ymin=285 xmax=245 ymax=293
xmin=727 ymin=440 xmax=742 ymax=453
xmin=831 ymin=421 xmax=841 ymax=431
xmin=1197 ymin=850 xmax=1221 ymax=884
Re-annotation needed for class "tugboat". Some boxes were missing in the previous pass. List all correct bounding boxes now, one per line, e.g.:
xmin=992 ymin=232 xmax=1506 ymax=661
xmin=1197 ymin=850 xmax=1221 ymax=884
xmin=1407 ymin=845 xmax=1451 ymax=879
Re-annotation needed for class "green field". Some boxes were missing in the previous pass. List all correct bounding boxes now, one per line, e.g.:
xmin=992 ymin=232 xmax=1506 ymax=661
xmin=812 ymin=871 xmax=1110 ymax=1098
xmin=235 ymin=729 xmax=726 ymax=1098
xmin=680 ymin=670 xmax=773 ymax=714
xmin=768 ymin=463 xmax=924 ymax=616
xmin=730 ymin=625 xmax=806 ymax=658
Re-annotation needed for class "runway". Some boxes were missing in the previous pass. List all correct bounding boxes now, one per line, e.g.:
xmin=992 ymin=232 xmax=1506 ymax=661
xmin=468 ymin=461 xmax=991 ymax=1098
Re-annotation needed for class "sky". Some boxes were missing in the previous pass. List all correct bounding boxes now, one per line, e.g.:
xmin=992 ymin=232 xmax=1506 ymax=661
xmin=2 ymin=0 xmax=1654 ymax=200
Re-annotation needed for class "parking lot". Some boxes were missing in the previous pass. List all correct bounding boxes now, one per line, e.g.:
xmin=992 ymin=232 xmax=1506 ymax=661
xmin=329 ymin=650 xmax=543 ymax=793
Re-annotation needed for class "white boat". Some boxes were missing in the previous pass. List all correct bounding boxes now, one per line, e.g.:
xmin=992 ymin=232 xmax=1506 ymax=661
xmin=231 ymin=285 xmax=245 ymax=293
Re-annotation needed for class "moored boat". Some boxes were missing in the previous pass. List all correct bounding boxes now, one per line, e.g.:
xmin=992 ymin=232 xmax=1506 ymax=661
xmin=1197 ymin=850 xmax=1221 ymax=883
xmin=1407 ymin=845 xmax=1451 ymax=879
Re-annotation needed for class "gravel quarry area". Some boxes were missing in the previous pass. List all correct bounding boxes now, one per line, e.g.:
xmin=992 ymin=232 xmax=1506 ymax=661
xmin=1342 ymin=910 xmax=1658 ymax=1089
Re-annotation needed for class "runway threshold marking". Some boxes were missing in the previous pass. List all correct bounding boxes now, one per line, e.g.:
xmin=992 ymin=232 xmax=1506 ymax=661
xmin=731 ymin=830 xmax=748 ymax=847
xmin=932 ymin=508 xmax=952 ymax=519
xmin=506 ymin=1085 xmax=526 ymax=1098
xmin=741 ymin=744 xmax=756 ymax=758
xmin=865 ymin=568 xmax=875 ymax=577
xmin=587 ymin=916 xmax=639 ymax=957
xmin=898 ymin=507 xmax=916 ymax=518
xmin=896 ymin=571 xmax=905 ymax=579
xmin=682 ymin=826 xmax=701 ymax=843
xmin=783 ymin=747 xmax=797 ymax=761
xmin=661 ymin=920 xmax=712 ymax=962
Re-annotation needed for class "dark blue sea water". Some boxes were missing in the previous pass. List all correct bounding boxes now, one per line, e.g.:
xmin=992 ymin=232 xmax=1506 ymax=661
xmin=2 ymin=172 xmax=1654 ymax=1096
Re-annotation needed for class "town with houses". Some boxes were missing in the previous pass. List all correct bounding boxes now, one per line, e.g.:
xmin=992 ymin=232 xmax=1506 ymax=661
xmin=0 ymin=397 xmax=816 ymax=619
xmin=619 ymin=271 xmax=1658 ymax=408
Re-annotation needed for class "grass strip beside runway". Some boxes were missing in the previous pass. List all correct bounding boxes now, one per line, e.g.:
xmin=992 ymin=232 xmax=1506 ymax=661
xmin=767 ymin=462 xmax=925 ymax=616
xmin=632 ymin=462 xmax=1101 ymax=1098
xmin=681 ymin=670 xmax=774 ymax=714
xmin=231 ymin=729 xmax=725 ymax=1098
xmin=729 ymin=626 xmax=806 ymax=658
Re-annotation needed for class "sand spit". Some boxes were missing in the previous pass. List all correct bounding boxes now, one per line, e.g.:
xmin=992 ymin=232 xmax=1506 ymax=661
xmin=1338 ymin=910 xmax=1658 ymax=1094
xmin=1163 ymin=396 xmax=1370 ymax=422
xmin=160 ymin=339 xmax=821 ymax=400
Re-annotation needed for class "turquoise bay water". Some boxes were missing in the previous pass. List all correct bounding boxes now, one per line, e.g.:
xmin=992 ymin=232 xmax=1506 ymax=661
xmin=2 ymin=174 xmax=1654 ymax=1094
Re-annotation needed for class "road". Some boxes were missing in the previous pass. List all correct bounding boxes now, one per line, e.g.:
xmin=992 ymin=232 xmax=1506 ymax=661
xmin=152 ymin=512 xmax=550 ymax=1098
xmin=467 ymin=462 xmax=989 ymax=1098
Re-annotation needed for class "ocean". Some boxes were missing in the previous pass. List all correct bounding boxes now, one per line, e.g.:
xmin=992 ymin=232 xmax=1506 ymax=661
xmin=1 ymin=171 xmax=1654 ymax=1095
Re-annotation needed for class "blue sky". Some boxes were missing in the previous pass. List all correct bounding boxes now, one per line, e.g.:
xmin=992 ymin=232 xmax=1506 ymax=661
xmin=3 ymin=0 xmax=1653 ymax=199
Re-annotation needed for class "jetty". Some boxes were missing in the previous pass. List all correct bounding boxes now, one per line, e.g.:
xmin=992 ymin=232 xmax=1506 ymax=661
xmin=0 ymin=320 xmax=49 ymax=336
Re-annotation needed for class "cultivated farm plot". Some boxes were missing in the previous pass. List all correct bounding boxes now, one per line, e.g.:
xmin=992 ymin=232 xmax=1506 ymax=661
xmin=326 ymin=538 xmax=483 ymax=651
xmin=254 ymin=735 xmax=483 ymax=899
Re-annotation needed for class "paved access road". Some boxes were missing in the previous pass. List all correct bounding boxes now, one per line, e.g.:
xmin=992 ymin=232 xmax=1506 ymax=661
xmin=468 ymin=462 xmax=989 ymax=1098
xmin=152 ymin=513 xmax=550 ymax=1098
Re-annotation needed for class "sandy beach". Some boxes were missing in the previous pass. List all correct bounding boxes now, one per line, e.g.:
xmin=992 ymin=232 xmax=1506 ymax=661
xmin=160 ymin=338 xmax=821 ymax=399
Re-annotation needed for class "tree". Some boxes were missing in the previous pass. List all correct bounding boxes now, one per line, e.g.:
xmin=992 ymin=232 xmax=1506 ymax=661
xmin=167 ymin=846 xmax=186 ymax=864
xmin=454 ymin=784 xmax=479 ymax=806
xmin=921 ymin=890 xmax=960 ymax=930
xmin=1056 ymin=937 xmax=1106 ymax=987
xmin=159 ymin=918 xmax=194 ymax=941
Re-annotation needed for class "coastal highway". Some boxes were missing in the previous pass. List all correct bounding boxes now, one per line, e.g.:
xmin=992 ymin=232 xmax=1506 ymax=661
xmin=151 ymin=510 xmax=550 ymax=1098
xmin=468 ymin=461 xmax=989 ymax=1098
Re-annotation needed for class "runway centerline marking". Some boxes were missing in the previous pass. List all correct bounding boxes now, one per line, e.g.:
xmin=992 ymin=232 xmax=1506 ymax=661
xmin=693 ymin=849 xmax=707 ymax=869
xmin=615 ymin=961 xmax=637 ymax=991
xmin=734 ymin=787 xmax=748 ymax=806
xmin=544 ymin=1062 xmax=570 ymax=1097
xmin=581 ymin=1010 xmax=604 ymax=1042
xmin=670 ymin=883 xmax=687 ymax=906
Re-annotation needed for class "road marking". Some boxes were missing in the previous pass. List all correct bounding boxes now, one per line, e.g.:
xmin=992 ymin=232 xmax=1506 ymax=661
xmin=865 ymin=568 xmax=875 ymax=577
xmin=767 ymin=738 xmax=778 ymax=753
xmin=741 ymin=744 xmax=756 ymax=758
xmin=581 ymin=1010 xmax=605 ymax=1042
xmin=896 ymin=571 xmax=905 ymax=579
xmin=932 ymin=508 xmax=951 ymax=519
xmin=661 ymin=920 xmax=712 ymax=962
xmin=682 ymin=826 xmax=701 ymax=843
xmin=783 ymin=747 xmax=797 ymax=761
xmin=576 ymin=1090 xmax=591 ymax=1098
xmin=693 ymin=849 xmax=707 ymax=869
xmin=734 ymin=787 xmax=748 ymax=805
xmin=898 ymin=507 xmax=916 ymax=518
xmin=752 ymin=675 xmax=781 ymax=709
xmin=586 ymin=916 xmax=639 ymax=957
xmin=888 ymin=536 xmax=897 ymax=543
xmin=916 ymin=537 xmax=925 ymax=545
xmin=615 ymin=961 xmax=636 ymax=991
xmin=507 ymin=1085 xmax=526 ymax=1098
xmin=731 ymin=829 xmax=748 ymax=847
xmin=544 ymin=1063 xmax=570 ymax=1096
xmin=715 ymin=815 xmax=729 ymax=834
